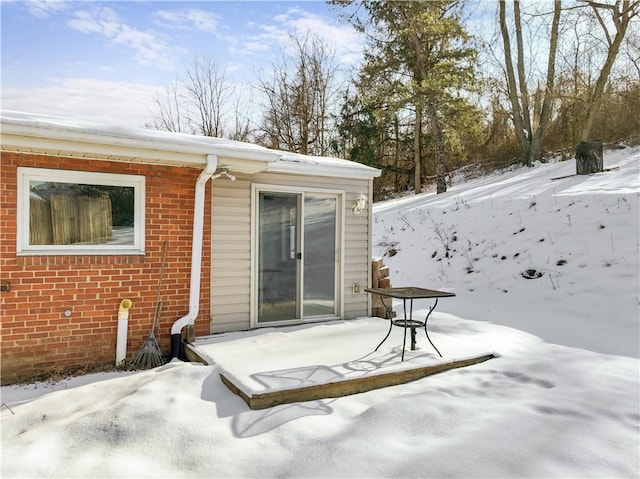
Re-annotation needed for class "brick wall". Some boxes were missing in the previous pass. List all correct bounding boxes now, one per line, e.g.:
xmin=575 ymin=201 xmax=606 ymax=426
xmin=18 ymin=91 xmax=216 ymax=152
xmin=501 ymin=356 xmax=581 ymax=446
xmin=0 ymin=152 xmax=212 ymax=383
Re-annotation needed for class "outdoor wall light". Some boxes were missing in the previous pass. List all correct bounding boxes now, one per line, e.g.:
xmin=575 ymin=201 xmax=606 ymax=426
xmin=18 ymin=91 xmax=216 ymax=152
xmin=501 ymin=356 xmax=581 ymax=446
xmin=212 ymin=168 xmax=236 ymax=181
xmin=352 ymin=192 xmax=368 ymax=215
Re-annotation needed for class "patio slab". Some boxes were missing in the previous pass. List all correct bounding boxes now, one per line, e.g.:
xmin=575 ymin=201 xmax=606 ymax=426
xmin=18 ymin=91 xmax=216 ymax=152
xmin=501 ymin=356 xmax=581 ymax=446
xmin=191 ymin=316 xmax=497 ymax=409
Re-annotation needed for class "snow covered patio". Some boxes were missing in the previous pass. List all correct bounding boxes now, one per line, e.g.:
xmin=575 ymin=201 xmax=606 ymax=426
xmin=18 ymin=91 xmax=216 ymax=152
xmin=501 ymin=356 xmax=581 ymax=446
xmin=3 ymin=312 xmax=637 ymax=478
xmin=190 ymin=316 xmax=497 ymax=409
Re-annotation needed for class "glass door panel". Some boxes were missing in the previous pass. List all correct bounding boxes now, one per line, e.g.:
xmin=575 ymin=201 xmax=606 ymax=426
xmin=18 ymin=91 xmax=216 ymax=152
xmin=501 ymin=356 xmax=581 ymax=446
xmin=256 ymin=189 xmax=340 ymax=325
xmin=303 ymin=196 xmax=336 ymax=316
xmin=258 ymin=192 xmax=299 ymax=323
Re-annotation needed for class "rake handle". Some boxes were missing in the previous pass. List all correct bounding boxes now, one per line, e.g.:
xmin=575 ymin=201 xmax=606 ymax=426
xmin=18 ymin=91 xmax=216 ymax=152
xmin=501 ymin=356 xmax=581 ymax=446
xmin=151 ymin=241 xmax=168 ymax=335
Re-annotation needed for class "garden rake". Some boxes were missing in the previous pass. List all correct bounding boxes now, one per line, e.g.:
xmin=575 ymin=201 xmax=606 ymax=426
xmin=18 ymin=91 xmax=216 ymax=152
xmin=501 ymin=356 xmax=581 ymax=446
xmin=133 ymin=241 xmax=168 ymax=368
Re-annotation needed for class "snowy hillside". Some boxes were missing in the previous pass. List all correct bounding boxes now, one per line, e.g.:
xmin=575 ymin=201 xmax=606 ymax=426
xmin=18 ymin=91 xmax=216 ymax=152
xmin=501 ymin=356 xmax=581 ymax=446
xmin=374 ymin=148 xmax=639 ymax=358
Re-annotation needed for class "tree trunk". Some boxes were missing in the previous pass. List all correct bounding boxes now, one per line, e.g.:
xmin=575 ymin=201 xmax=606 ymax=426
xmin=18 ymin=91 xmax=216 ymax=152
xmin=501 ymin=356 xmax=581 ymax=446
xmin=580 ymin=0 xmax=634 ymax=141
xmin=499 ymin=0 xmax=529 ymax=165
xmin=393 ymin=116 xmax=401 ymax=192
xmin=406 ymin=24 xmax=447 ymax=194
xmin=514 ymin=1 xmax=532 ymax=140
xmin=413 ymin=104 xmax=422 ymax=193
xmin=427 ymin=102 xmax=447 ymax=194
xmin=576 ymin=141 xmax=603 ymax=174
xmin=530 ymin=0 xmax=562 ymax=163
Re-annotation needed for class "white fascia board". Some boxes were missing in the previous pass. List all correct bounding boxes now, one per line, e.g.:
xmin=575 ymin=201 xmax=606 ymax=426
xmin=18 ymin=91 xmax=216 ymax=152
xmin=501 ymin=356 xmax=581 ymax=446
xmin=266 ymin=152 xmax=382 ymax=180
xmin=1 ymin=131 xmax=204 ymax=165
xmin=1 ymin=110 xmax=281 ymax=170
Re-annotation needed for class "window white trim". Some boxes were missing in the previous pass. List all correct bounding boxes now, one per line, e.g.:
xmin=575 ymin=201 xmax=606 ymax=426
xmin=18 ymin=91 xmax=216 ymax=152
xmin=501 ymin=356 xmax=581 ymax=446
xmin=17 ymin=167 xmax=145 ymax=255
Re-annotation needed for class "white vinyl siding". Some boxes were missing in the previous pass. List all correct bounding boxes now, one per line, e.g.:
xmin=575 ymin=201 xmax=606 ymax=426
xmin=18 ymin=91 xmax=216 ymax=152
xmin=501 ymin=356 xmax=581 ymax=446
xmin=210 ymin=172 xmax=372 ymax=333
xmin=210 ymin=179 xmax=252 ymax=332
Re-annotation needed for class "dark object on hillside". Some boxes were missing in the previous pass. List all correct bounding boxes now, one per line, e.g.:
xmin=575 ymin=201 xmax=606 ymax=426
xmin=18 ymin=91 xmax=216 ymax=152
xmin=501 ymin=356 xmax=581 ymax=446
xmin=576 ymin=141 xmax=603 ymax=175
xmin=521 ymin=269 xmax=543 ymax=279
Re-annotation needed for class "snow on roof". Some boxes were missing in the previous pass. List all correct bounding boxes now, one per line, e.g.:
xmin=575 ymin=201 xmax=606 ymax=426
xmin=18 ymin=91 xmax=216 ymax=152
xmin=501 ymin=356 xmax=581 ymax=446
xmin=269 ymin=150 xmax=381 ymax=179
xmin=1 ymin=110 xmax=265 ymax=150
xmin=1 ymin=110 xmax=381 ymax=179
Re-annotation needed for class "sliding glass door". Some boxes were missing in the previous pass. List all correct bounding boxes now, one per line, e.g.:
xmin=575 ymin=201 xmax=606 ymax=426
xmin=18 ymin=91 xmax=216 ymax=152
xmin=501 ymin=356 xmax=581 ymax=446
xmin=257 ymin=192 xmax=300 ymax=323
xmin=303 ymin=196 xmax=337 ymax=316
xmin=256 ymin=188 xmax=341 ymax=325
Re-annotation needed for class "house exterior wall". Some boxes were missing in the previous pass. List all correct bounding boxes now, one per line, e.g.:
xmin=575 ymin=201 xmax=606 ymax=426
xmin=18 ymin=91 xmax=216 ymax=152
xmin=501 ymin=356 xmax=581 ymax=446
xmin=0 ymin=152 xmax=212 ymax=384
xmin=210 ymin=177 xmax=252 ymax=331
xmin=210 ymin=171 xmax=372 ymax=333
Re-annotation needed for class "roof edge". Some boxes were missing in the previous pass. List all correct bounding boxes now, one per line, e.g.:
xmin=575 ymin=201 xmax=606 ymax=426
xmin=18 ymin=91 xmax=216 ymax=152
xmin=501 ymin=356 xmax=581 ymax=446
xmin=1 ymin=110 xmax=281 ymax=166
xmin=1 ymin=110 xmax=382 ymax=179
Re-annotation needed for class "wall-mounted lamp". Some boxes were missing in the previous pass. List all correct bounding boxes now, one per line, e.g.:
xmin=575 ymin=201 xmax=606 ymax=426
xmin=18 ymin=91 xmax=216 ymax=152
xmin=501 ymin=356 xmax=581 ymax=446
xmin=212 ymin=168 xmax=236 ymax=181
xmin=352 ymin=192 xmax=368 ymax=215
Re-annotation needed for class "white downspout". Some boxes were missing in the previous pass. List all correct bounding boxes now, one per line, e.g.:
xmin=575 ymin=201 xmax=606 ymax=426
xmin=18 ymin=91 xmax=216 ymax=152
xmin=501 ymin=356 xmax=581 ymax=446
xmin=115 ymin=298 xmax=133 ymax=366
xmin=170 ymin=154 xmax=217 ymax=358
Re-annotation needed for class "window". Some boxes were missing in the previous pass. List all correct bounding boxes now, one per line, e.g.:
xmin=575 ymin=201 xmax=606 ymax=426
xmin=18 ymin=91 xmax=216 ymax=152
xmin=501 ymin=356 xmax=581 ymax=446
xmin=17 ymin=167 xmax=145 ymax=255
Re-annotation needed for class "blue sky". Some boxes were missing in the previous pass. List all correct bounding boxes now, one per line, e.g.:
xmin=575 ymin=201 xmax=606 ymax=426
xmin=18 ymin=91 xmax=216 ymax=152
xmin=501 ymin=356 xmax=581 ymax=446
xmin=1 ymin=1 xmax=363 ymax=128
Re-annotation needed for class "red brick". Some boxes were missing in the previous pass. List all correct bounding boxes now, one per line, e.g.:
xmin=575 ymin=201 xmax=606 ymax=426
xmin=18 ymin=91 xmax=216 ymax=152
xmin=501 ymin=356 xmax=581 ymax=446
xmin=1 ymin=152 xmax=211 ymax=383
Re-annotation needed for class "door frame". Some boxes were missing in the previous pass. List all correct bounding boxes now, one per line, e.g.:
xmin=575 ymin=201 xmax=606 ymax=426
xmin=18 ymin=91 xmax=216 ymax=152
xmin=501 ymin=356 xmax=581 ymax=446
xmin=250 ymin=183 xmax=345 ymax=328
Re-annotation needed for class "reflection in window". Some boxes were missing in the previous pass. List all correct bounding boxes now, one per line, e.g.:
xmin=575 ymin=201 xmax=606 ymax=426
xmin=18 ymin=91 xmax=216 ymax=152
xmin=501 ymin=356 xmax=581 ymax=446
xmin=29 ymin=182 xmax=135 ymax=246
xmin=18 ymin=167 xmax=145 ymax=255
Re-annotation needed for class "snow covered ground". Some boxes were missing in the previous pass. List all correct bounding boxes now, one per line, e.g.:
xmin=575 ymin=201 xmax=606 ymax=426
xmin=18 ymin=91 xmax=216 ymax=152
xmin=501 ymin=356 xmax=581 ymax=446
xmin=1 ymin=148 xmax=639 ymax=478
xmin=373 ymin=148 xmax=639 ymax=358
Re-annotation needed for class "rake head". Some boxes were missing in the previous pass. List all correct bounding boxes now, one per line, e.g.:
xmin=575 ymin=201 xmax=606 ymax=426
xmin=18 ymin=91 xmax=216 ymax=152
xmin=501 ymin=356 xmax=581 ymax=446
xmin=132 ymin=335 xmax=164 ymax=369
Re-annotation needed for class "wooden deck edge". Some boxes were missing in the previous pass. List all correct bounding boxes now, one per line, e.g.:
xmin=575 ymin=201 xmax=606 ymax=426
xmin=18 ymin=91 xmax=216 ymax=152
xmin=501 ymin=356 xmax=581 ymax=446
xmin=182 ymin=341 xmax=209 ymax=365
xmin=221 ymin=353 xmax=496 ymax=410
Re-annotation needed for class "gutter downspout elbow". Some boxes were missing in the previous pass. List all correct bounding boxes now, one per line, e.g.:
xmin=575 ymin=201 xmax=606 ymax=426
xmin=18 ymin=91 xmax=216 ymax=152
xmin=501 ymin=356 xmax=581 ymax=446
xmin=170 ymin=154 xmax=217 ymax=358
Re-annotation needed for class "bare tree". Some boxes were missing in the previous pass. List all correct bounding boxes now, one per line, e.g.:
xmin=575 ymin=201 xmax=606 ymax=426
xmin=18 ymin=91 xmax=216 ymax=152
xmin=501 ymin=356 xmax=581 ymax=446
xmin=149 ymin=54 xmax=246 ymax=138
xmin=578 ymin=0 xmax=639 ymax=141
xmin=256 ymin=33 xmax=339 ymax=156
xmin=184 ymin=54 xmax=230 ymax=137
xmin=228 ymin=85 xmax=254 ymax=142
xmin=149 ymin=78 xmax=185 ymax=133
xmin=499 ymin=0 xmax=561 ymax=165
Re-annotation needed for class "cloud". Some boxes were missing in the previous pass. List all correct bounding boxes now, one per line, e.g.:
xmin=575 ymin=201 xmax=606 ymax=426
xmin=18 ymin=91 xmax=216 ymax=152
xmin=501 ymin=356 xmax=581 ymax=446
xmin=2 ymin=78 xmax=162 ymax=128
xmin=154 ymin=8 xmax=222 ymax=34
xmin=242 ymin=41 xmax=271 ymax=54
xmin=239 ymin=7 xmax=363 ymax=67
xmin=66 ymin=6 xmax=179 ymax=70
xmin=23 ymin=0 xmax=68 ymax=18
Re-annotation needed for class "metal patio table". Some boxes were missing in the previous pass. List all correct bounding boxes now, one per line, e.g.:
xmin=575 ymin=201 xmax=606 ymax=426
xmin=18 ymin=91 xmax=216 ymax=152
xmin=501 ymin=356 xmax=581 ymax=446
xmin=365 ymin=287 xmax=456 ymax=361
